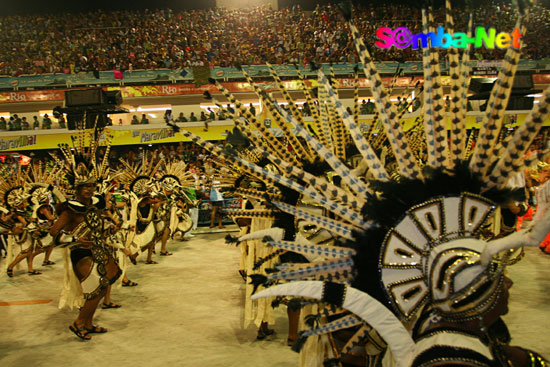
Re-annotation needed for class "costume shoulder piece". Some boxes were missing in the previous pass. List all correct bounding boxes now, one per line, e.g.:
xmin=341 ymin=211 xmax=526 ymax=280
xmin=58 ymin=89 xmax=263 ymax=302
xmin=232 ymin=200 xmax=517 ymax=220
xmin=66 ymin=195 xmax=106 ymax=213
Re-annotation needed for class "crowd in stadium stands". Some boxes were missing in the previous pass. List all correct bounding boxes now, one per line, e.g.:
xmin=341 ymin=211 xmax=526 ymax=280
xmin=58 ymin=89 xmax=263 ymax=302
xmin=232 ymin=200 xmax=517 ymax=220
xmin=0 ymin=98 xmax=437 ymax=131
xmin=1 ymin=2 xmax=549 ymax=77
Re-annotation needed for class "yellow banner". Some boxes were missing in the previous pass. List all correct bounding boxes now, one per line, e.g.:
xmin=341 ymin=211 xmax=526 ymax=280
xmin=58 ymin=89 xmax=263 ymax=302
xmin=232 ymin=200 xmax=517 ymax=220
xmin=0 ymin=112 xmax=547 ymax=152
xmin=0 ymin=125 xmax=232 ymax=152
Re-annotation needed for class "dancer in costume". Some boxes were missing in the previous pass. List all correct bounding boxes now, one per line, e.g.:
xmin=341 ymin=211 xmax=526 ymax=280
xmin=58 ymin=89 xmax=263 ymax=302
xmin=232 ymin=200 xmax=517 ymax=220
xmin=50 ymin=131 xmax=122 ymax=340
xmin=2 ymin=186 xmax=38 ymax=276
xmin=527 ymin=162 xmax=550 ymax=254
xmin=118 ymin=155 xmax=162 ymax=264
xmin=107 ymin=186 xmax=139 ymax=286
xmin=157 ymin=159 xmax=195 ymax=244
xmin=25 ymin=163 xmax=66 ymax=268
xmin=1 ymin=165 xmax=49 ymax=276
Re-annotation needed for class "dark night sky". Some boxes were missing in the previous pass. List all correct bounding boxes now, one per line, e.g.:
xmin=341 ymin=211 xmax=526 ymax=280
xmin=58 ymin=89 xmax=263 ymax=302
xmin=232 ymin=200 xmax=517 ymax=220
xmin=0 ymin=0 xmax=216 ymax=15
xmin=1 ymin=0 xmax=546 ymax=16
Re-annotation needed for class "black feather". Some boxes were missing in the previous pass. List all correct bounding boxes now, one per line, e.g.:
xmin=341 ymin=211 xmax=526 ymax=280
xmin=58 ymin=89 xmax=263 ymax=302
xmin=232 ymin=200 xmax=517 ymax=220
xmin=248 ymin=274 xmax=269 ymax=294
xmin=225 ymin=127 xmax=249 ymax=147
xmin=225 ymin=234 xmax=240 ymax=244
xmin=208 ymin=78 xmax=217 ymax=85
xmin=304 ymin=314 xmax=320 ymax=327
xmin=302 ymin=159 xmax=332 ymax=177
xmin=253 ymin=249 xmax=285 ymax=270
xmin=291 ymin=333 xmax=309 ymax=353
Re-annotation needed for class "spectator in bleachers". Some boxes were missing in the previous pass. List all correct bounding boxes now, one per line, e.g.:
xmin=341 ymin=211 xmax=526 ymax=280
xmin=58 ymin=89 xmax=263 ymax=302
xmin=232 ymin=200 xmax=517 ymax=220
xmin=360 ymin=100 xmax=368 ymax=115
xmin=7 ymin=117 xmax=14 ymax=131
xmin=177 ymin=112 xmax=188 ymax=122
xmin=366 ymin=99 xmax=375 ymax=114
xmin=131 ymin=115 xmax=140 ymax=125
xmin=42 ymin=114 xmax=52 ymax=129
xmin=140 ymin=114 xmax=149 ymax=124
xmin=200 ymin=111 xmax=207 ymax=121
xmin=207 ymin=108 xmax=215 ymax=120
xmin=0 ymin=117 xmax=6 ymax=130
xmin=32 ymin=116 xmax=39 ymax=129
xmin=58 ymin=115 xmax=66 ymax=129
xmin=13 ymin=115 xmax=21 ymax=130
xmin=21 ymin=117 xmax=30 ymax=130
xmin=189 ymin=112 xmax=198 ymax=122
xmin=164 ymin=110 xmax=174 ymax=124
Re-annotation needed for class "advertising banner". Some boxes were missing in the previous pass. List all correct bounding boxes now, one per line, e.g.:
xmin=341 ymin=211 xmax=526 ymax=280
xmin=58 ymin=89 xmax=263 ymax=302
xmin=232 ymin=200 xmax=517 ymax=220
xmin=1 ymin=111 xmax=547 ymax=152
xmin=0 ymin=124 xmax=232 ymax=151
xmin=0 ymin=60 xmax=545 ymax=90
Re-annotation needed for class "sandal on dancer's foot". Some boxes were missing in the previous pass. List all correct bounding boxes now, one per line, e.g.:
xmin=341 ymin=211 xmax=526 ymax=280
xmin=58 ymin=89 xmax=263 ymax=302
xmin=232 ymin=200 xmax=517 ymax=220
xmin=122 ymin=280 xmax=138 ymax=287
xmin=256 ymin=328 xmax=275 ymax=340
xmin=86 ymin=325 xmax=108 ymax=334
xmin=28 ymin=270 xmax=42 ymax=275
xmin=6 ymin=269 xmax=13 ymax=277
xmin=101 ymin=302 xmax=122 ymax=310
xmin=160 ymin=251 xmax=173 ymax=256
xmin=129 ymin=254 xmax=138 ymax=265
xmin=69 ymin=322 xmax=91 ymax=340
xmin=101 ymin=302 xmax=122 ymax=309
xmin=145 ymin=260 xmax=158 ymax=264
xmin=42 ymin=260 xmax=55 ymax=266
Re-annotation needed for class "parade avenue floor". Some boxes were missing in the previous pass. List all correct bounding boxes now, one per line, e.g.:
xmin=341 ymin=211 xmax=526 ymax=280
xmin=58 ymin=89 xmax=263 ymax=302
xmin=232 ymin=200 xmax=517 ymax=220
xmin=1 ymin=230 xmax=549 ymax=366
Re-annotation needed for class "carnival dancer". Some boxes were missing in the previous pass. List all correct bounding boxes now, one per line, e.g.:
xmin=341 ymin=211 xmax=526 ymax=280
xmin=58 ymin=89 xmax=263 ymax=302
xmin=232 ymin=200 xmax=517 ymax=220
xmin=118 ymin=155 xmax=163 ymax=264
xmin=24 ymin=163 xmax=66 ymax=267
xmin=107 ymin=187 xmax=139 ymax=286
xmin=135 ymin=184 xmax=161 ymax=264
xmin=1 ymin=164 xmax=45 ymax=276
xmin=156 ymin=159 xmax=195 ymax=246
xmin=529 ymin=162 xmax=550 ymax=254
xmin=153 ymin=183 xmax=174 ymax=256
xmin=50 ymin=131 xmax=122 ymax=340
xmin=27 ymin=186 xmax=57 ymax=267
xmin=3 ymin=188 xmax=39 ymax=276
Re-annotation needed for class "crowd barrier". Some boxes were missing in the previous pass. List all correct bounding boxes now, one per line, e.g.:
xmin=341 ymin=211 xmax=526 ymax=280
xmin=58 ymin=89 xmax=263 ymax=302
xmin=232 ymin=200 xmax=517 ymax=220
xmin=1 ymin=60 xmax=548 ymax=91
xmin=1 ymin=109 xmax=547 ymax=152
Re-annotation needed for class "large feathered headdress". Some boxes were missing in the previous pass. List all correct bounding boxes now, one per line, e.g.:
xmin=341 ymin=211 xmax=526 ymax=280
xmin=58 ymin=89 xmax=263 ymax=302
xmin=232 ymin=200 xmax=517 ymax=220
xmin=0 ymin=165 xmax=29 ymax=209
xmin=51 ymin=129 xmax=114 ymax=194
xmin=117 ymin=151 xmax=163 ymax=196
